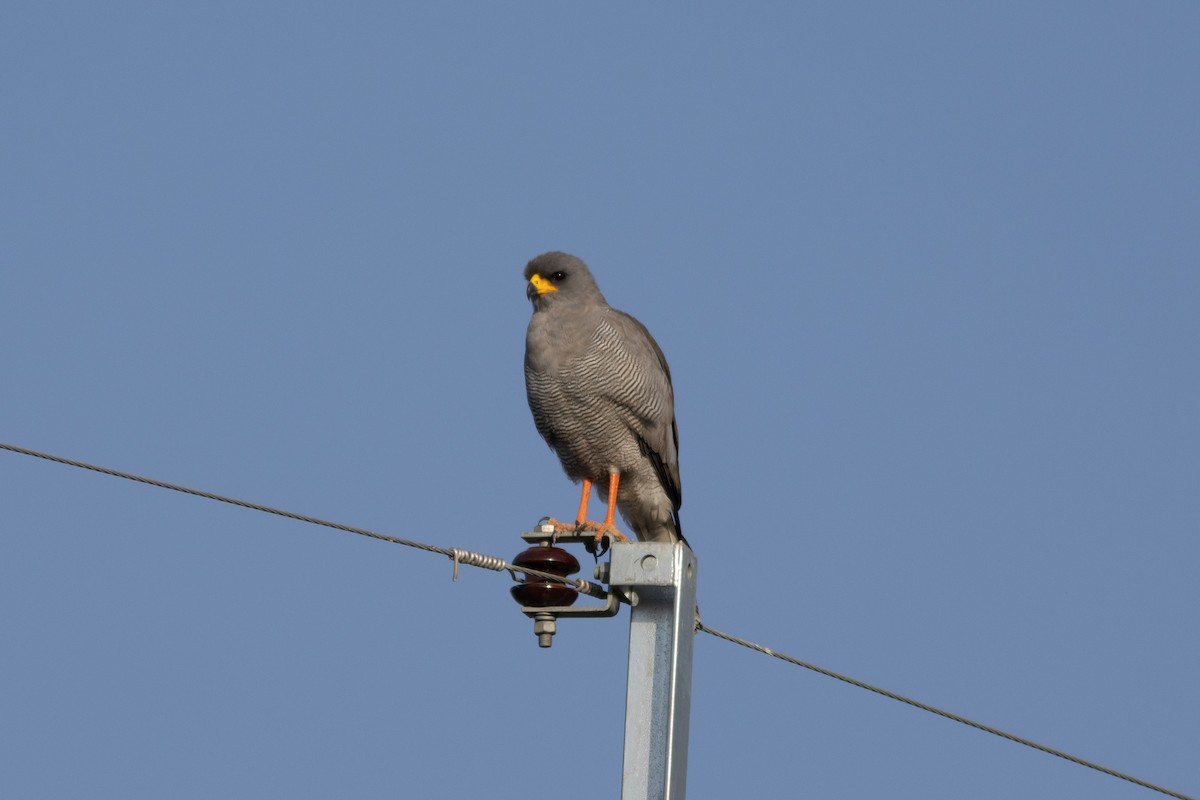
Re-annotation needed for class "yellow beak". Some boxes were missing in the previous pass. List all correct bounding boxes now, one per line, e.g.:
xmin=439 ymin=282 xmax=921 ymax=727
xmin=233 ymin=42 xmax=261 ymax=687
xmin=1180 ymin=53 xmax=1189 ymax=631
xmin=529 ymin=273 xmax=558 ymax=295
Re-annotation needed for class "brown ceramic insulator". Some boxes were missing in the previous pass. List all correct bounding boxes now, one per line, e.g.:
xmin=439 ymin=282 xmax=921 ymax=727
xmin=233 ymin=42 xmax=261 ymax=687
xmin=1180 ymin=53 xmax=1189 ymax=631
xmin=510 ymin=545 xmax=580 ymax=607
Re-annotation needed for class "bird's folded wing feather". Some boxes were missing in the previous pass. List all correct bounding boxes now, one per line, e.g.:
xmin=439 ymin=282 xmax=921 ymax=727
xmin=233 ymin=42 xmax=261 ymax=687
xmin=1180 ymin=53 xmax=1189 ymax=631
xmin=606 ymin=310 xmax=682 ymax=508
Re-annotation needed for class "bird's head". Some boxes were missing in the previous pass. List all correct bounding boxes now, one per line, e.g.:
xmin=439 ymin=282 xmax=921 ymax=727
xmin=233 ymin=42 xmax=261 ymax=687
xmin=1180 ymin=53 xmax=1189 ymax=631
xmin=524 ymin=251 xmax=606 ymax=309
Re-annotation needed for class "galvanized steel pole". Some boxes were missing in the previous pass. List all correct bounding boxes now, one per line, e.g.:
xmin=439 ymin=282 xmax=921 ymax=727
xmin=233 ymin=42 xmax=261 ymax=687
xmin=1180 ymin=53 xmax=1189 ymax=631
xmin=611 ymin=541 xmax=698 ymax=799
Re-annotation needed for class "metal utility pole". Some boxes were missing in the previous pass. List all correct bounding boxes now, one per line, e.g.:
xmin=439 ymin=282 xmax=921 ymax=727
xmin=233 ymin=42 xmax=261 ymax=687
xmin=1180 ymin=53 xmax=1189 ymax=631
xmin=612 ymin=541 xmax=698 ymax=800
xmin=512 ymin=532 xmax=698 ymax=799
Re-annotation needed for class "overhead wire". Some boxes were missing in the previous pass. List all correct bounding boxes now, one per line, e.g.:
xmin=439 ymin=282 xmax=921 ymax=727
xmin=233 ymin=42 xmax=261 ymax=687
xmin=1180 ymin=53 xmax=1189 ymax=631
xmin=0 ymin=442 xmax=605 ymax=599
xmin=2 ymin=440 xmax=1194 ymax=800
xmin=696 ymin=622 xmax=1194 ymax=800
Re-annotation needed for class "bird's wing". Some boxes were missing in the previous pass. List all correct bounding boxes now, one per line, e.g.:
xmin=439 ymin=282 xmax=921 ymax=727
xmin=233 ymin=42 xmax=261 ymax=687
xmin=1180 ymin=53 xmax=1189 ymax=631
xmin=607 ymin=309 xmax=682 ymax=510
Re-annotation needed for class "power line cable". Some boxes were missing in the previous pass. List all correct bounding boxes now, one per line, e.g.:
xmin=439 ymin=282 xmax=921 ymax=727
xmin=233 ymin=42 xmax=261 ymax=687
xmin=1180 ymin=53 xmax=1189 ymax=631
xmin=697 ymin=622 xmax=1194 ymax=800
xmin=3 ymin=441 xmax=1193 ymax=800
xmin=0 ymin=442 xmax=604 ymax=599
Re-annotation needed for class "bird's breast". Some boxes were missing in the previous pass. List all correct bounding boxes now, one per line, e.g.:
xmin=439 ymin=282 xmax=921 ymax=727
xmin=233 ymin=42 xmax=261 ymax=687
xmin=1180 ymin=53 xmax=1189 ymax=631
xmin=524 ymin=308 xmax=601 ymax=372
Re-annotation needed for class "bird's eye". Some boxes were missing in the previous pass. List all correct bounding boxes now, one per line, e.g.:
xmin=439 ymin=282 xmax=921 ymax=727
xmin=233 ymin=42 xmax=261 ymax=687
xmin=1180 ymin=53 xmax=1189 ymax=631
xmin=550 ymin=271 xmax=567 ymax=282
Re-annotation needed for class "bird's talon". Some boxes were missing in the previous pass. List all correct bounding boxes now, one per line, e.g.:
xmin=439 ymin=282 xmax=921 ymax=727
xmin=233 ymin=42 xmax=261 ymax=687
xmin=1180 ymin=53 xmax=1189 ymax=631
xmin=585 ymin=535 xmax=610 ymax=559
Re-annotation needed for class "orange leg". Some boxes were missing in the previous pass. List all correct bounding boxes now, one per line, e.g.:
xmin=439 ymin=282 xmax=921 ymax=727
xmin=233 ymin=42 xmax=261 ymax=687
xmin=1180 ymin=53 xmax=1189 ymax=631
xmin=549 ymin=473 xmax=629 ymax=547
xmin=595 ymin=472 xmax=629 ymax=546
xmin=603 ymin=473 xmax=619 ymax=529
xmin=548 ymin=478 xmax=593 ymax=534
xmin=575 ymin=478 xmax=593 ymax=527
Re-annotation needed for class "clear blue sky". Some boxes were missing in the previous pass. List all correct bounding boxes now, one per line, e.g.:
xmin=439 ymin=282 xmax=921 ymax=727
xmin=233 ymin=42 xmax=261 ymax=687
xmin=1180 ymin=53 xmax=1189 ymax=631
xmin=3 ymin=3 xmax=1197 ymax=798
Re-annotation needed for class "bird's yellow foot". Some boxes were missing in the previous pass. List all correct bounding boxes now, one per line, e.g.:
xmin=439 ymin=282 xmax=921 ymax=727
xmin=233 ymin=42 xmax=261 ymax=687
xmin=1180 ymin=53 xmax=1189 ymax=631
xmin=541 ymin=517 xmax=627 ymax=556
xmin=593 ymin=523 xmax=628 ymax=545
xmin=545 ymin=517 xmax=615 ymax=535
xmin=542 ymin=517 xmax=576 ymax=534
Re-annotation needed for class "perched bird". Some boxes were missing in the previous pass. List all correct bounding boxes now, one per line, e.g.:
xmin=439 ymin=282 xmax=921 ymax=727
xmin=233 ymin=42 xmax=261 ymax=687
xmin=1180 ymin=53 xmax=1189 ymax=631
xmin=523 ymin=251 xmax=685 ymax=549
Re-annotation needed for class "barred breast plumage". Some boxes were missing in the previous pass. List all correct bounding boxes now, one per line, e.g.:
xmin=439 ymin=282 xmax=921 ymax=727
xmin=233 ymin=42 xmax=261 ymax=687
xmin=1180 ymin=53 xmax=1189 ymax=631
xmin=523 ymin=252 xmax=683 ymax=544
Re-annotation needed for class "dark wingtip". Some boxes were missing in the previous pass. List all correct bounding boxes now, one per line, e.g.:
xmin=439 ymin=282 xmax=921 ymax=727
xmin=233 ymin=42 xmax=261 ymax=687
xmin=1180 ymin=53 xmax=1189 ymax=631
xmin=673 ymin=512 xmax=689 ymax=548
